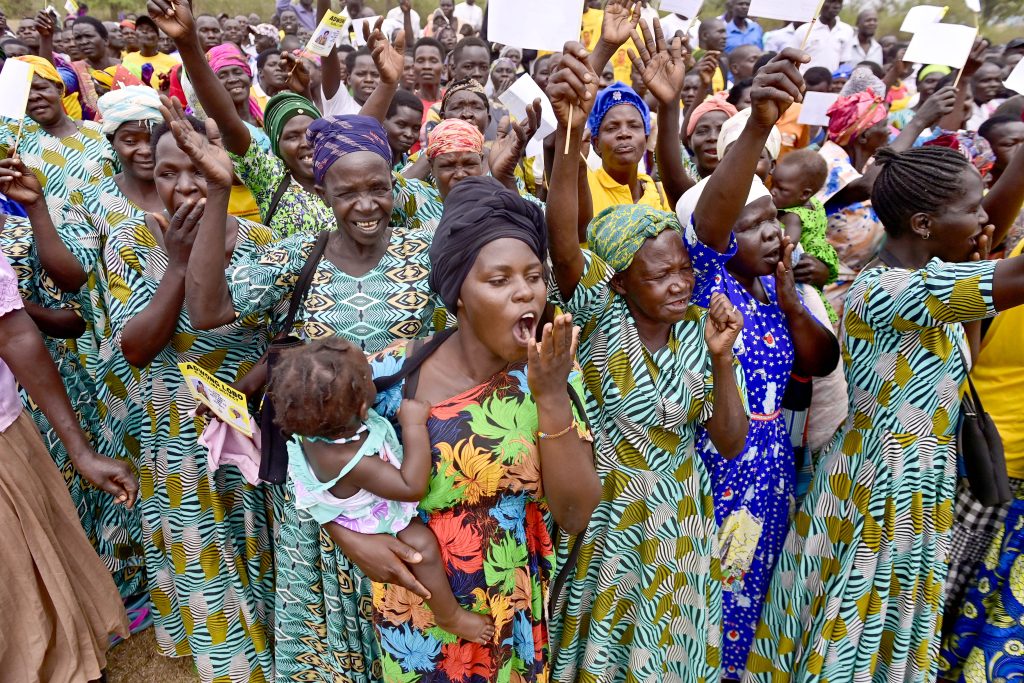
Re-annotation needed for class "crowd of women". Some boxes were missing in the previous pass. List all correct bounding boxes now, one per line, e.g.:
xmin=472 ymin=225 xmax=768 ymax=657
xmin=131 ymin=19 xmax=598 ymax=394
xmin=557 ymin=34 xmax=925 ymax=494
xmin=2 ymin=1 xmax=1024 ymax=682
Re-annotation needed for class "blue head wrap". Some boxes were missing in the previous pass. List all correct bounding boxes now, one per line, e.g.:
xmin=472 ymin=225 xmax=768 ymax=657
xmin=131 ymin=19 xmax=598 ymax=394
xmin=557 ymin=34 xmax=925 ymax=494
xmin=307 ymin=115 xmax=393 ymax=185
xmin=587 ymin=81 xmax=651 ymax=136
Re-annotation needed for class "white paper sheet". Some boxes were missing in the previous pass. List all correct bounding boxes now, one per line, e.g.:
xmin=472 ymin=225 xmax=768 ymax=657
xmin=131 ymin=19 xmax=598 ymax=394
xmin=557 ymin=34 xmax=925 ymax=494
xmin=748 ymin=0 xmax=822 ymax=23
xmin=0 ymin=60 xmax=33 ymax=120
xmin=899 ymin=5 xmax=948 ymax=33
xmin=498 ymin=74 xmax=557 ymax=159
xmin=1004 ymin=59 xmax=1024 ymax=96
xmin=965 ymin=0 xmax=982 ymax=12
xmin=348 ymin=16 xmax=381 ymax=47
xmin=902 ymin=23 xmax=977 ymax=69
xmin=486 ymin=0 xmax=584 ymax=52
xmin=659 ymin=0 xmax=703 ymax=18
xmin=797 ymin=91 xmax=838 ymax=126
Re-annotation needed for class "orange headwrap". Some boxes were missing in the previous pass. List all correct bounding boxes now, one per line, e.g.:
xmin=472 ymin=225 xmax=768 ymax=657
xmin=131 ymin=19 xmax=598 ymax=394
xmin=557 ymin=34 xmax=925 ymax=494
xmin=426 ymin=118 xmax=484 ymax=160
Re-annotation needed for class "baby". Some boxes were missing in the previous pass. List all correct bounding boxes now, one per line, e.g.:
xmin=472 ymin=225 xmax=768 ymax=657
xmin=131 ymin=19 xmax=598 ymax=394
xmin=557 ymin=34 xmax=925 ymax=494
xmin=769 ymin=149 xmax=840 ymax=323
xmin=269 ymin=337 xmax=495 ymax=644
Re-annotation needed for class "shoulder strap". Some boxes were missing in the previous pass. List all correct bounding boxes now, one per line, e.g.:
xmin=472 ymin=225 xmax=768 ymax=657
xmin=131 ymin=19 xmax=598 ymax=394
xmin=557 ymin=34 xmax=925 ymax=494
xmin=282 ymin=231 xmax=330 ymax=335
xmin=263 ymin=172 xmax=293 ymax=228
xmin=373 ymin=328 xmax=458 ymax=394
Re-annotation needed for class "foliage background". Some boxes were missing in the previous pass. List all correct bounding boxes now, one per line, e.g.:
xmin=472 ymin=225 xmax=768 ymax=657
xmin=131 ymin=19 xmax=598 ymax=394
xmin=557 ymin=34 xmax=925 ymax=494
xmin=7 ymin=0 xmax=1024 ymax=45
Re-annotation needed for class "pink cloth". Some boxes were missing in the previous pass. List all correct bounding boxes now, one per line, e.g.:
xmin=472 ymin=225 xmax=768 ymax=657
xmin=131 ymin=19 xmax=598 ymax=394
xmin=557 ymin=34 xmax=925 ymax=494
xmin=826 ymin=91 xmax=886 ymax=146
xmin=198 ymin=416 xmax=263 ymax=485
xmin=686 ymin=92 xmax=738 ymax=137
xmin=206 ymin=44 xmax=264 ymax=125
xmin=0 ymin=252 xmax=24 ymax=432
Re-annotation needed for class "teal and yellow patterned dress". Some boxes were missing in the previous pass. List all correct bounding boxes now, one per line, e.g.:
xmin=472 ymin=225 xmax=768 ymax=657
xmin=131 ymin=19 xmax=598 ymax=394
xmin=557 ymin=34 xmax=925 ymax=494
xmin=745 ymin=258 xmax=999 ymax=683
xmin=105 ymin=216 xmax=282 ymax=683
xmin=548 ymin=250 xmax=744 ymax=683
xmin=222 ymin=225 xmax=442 ymax=682
xmin=0 ymin=215 xmax=145 ymax=599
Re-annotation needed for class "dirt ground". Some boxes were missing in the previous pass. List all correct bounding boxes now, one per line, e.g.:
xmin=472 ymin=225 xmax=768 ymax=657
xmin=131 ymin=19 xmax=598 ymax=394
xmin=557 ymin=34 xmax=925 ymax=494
xmin=105 ymin=628 xmax=198 ymax=683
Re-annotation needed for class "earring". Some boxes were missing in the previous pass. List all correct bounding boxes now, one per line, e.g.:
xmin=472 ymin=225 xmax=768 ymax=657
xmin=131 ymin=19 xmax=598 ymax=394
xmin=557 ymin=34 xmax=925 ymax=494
xmin=923 ymin=231 xmax=931 ymax=240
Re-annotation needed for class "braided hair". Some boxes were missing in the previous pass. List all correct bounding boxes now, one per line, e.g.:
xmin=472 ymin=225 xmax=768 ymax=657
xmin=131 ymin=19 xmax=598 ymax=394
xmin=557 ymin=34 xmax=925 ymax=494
xmin=871 ymin=146 xmax=972 ymax=237
xmin=268 ymin=338 xmax=375 ymax=439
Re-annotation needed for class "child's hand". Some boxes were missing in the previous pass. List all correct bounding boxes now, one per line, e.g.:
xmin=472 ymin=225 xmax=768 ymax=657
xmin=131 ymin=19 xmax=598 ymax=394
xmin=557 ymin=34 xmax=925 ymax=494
xmin=793 ymin=254 xmax=831 ymax=289
xmin=399 ymin=398 xmax=432 ymax=427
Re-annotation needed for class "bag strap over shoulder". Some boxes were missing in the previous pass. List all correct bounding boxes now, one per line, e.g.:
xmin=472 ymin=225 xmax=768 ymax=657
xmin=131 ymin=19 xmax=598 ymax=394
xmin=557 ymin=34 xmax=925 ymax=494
xmin=373 ymin=328 xmax=458 ymax=395
xmin=281 ymin=230 xmax=330 ymax=336
xmin=264 ymin=172 xmax=292 ymax=228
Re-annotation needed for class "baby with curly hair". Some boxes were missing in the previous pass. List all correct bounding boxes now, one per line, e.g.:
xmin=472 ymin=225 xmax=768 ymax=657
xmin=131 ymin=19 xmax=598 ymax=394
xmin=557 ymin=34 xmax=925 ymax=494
xmin=269 ymin=337 xmax=494 ymax=644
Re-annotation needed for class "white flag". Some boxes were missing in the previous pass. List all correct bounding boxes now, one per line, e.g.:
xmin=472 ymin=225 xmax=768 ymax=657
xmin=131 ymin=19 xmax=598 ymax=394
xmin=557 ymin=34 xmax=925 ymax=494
xmin=0 ymin=60 xmax=34 ymax=120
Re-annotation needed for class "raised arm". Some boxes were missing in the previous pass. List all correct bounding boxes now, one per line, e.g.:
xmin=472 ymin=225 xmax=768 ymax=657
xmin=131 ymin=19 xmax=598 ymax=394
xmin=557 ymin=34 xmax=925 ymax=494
xmin=318 ymin=0 xmax=343 ymax=101
xmin=359 ymin=19 xmax=404 ymax=122
xmin=546 ymin=43 xmax=598 ymax=300
xmin=776 ymin=238 xmax=840 ymax=376
xmin=588 ymin=0 xmax=640 ymax=75
xmin=147 ymin=0 xmax=252 ymax=156
xmin=34 ymin=10 xmax=57 ymax=65
xmin=628 ymin=18 xmax=694 ymax=207
xmin=937 ymin=38 xmax=989 ymax=131
xmin=0 ymin=156 xmax=87 ymax=291
xmin=695 ymin=48 xmax=808 ymax=252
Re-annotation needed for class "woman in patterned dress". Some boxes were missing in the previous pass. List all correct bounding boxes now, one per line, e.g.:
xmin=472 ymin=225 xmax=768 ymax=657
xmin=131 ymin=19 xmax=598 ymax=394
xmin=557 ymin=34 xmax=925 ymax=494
xmin=349 ymin=175 xmax=601 ymax=682
xmin=543 ymin=45 xmax=750 ymax=683
xmin=179 ymin=106 xmax=443 ymax=679
xmin=744 ymin=142 xmax=1024 ymax=683
xmin=103 ymin=109 xmax=280 ymax=683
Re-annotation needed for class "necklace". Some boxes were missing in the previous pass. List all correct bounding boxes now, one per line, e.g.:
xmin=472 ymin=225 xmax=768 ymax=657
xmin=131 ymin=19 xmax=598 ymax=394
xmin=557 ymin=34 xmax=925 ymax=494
xmin=332 ymin=424 xmax=368 ymax=445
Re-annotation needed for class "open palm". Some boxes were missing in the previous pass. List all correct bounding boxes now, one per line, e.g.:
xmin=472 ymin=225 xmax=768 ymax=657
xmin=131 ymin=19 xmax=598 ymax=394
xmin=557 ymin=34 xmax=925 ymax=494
xmin=146 ymin=0 xmax=196 ymax=41
xmin=367 ymin=18 xmax=406 ymax=85
xmin=630 ymin=20 xmax=687 ymax=105
xmin=601 ymin=0 xmax=641 ymax=48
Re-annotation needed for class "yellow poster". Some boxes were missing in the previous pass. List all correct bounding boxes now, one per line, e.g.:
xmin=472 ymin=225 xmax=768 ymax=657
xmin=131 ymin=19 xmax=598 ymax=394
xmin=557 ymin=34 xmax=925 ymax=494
xmin=179 ymin=363 xmax=253 ymax=437
xmin=304 ymin=9 xmax=348 ymax=57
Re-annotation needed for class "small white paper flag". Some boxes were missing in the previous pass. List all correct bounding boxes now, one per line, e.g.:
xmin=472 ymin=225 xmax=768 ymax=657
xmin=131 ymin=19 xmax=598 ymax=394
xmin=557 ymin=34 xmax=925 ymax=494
xmin=1004 ymin=59 xmax=1024 ymax=95
xmin=487 ymin=0 xmax=584 ymax=52
xmin=659 ymin=0 xmax=703 ymax=17
xmin=899 ymin=5 xmax=948 ymax=33
xmin=498 ymin=74 xmax=557 ymax=158
xmin=797 ymin=92 xmax=839 ymax=126
xmin=903 ymin=23 xmax=977 ymax=69
xmin=0 ymin=60 xmax=34 ymax=120
xmin=965 ymin=0 xmax=982 ymax=12
xmin=748 ymin=0 xmax=822 ymax=23
xmin=348 ymin=16 xmax=381 ymax=48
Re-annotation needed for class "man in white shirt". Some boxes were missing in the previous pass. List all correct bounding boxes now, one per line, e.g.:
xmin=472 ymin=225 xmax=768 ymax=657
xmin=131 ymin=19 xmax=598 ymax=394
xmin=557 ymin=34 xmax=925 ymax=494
xmin=453 ymin=0 xmax=483 ymax=32
xmin=384 ymin=3 xmax=422 ymax=40
xmin=659 ymin=12 xmax=700 ymax=47
xmin=764 ymin=22 xmax=798 ymax=54
xmin=788 ymin=0 xmax=854 ymax=72
xmin=843 ymin=9 xmax=883 ymax=67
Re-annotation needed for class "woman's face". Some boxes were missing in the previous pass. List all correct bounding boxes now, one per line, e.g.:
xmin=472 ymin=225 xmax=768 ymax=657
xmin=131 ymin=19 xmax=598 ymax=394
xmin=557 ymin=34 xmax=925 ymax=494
xmin=491 ymin=60 xmax=515 ymax=89
xmin=600 ymin=63 xmax=615 ymax=88
xmin=458 ymin=238 xmax=546 ymax=363
xmin=216 ymin=65 xmax=253 ymax=107
xmin=438 ymin=27 xmax=457 ymax=52
xmin=414 ymin=45 xmax=444 ymax=87
xmin=611 ymin=229 xmax=695 ymax=326
xmin=280 ymin=11 xmax=299 ymax=34
xmin=260 ymin=53 xmax=285 ymax=91
xmin=728 ymin=197 xmax=782 ymax=278
xmin=122 ymin=26 xmax=139 ymax=51
xmin=442 ymin=90 xmax=489 ymax=134
xmin=689 ymin=110 xmax=729 ymax=176
xmin=401 ymin=54 xmax=416 ymax=90
xmin=135 ymin=23 xmax=159 ymax=51
xmin=72 ymin=23 xmax=106 ymax=61
xmin=384 ymin=105 xmax=422 ymax=158
xmin=854 ymin=117 xmax=890 ymax=156
xmin=154 ymin=133 xmax=208 ymax=214
xmin=26 ymin=75 xmax=65 ymax=127
xmin=533 ymin=56 xmax=556 ymax=92
xmin=681 ymin=73 xmax=701 ymax=109
xmin=927 ymin=169 xmax=989 ymax=263
xmin=917 ymin=71 xmax=946 ymax=103
xmin=596 ymin=104 xmax=646 ymax=170
xmin=318 ymin=152 xmax=394 ymax=246
xmin=159 ymin=34 xmax=176 ymax=54
xmin=755 ymin=149 xmax=774 ymax=183
xmin=432 ymin=151 xmax=485 ymax=200
xmin=112 ymin=122 xmax=154 ymax=181
xmin=988 ymin=121 xmax=1024 ymax=174
xmin=733 ymin=85 xmax=752 ymax=111
xmin=279 ymin=115 xmax=315 ymax=180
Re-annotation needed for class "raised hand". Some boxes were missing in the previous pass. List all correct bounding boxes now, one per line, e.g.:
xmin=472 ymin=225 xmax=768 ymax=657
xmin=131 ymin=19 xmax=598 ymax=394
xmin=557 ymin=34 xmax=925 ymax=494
xmin=527 ymin=314 xmax=580 ymax=400
xmin=960 ymin=37 xmax=992 ymax=80
xmin=158 ymin=96 xmax=235 ymax=190
xmin=792 ymin=254 xmax=831 ymax=289
xmin=398 ymin=398 xmax=433 ymax=427
xmin=75 ymin=451 xmax=139 ymax=508
xmin=489 ymin=116 xmax=528 ymax=184
xmin=547 ymin=42 xmax=598 ymax=130
xmin=914 ymin=85 xmax=958 ymax=128
xmin=34 ymin=10 xmax=56 ymax=38
xmin=522 ymin=98 xmax=542 ymax=142
xmin=970 ymin=225 xmax=996 ymax=262
xmin=749 ymin=48 xmax=809 ymax=130
xmin=704 ymin=292 xmax=743 ymax=358
xmin=774 ymin=237 xmax=804 ymax=316
xmin=628 ymin=18 xmax=688 ymax=106
xmin=0 ymin=154 xmax=44 ymax=207
xmin=601 ymin=0 xmax=642 ymax=50
xmin=694 ymin=50 xmax=719 ymax=86
xmin=154 ymin=197 xmax=205 ymax=268
xmin=279 ymin=51 xmax=311 ymax=94
xmin=146 ymin=0 xmax=196 ymax=42
xmin=367 ymin=18 xmax=406 ymax=86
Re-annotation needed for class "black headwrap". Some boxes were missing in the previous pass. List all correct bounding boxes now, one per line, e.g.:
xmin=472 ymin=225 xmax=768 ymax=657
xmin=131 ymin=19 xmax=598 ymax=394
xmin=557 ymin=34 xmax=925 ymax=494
xmin=429 ymin=176 xmax=547 ymax=312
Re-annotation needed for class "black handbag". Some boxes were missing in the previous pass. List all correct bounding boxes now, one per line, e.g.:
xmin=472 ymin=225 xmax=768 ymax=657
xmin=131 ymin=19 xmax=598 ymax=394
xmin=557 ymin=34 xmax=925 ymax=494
xmin=257 ymin=230 xmax=331 ymax=484
xmin=958 ymin=347 xmax=1011 ymax=507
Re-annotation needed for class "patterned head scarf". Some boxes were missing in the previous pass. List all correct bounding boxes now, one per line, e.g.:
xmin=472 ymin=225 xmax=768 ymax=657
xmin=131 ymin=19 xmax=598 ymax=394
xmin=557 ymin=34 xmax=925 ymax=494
xmin=839 ymin=67 xmax=886 ymax=99
xmin=686 ymin=91 xmax=738 ymax=137
xmin=97 ymin=85 xmax=163 ymax=134
xmin=589 ymin=81 xmax=651 ymax=136
xmin=426 ymin=118 xmax=484 ymax=160
xmin=430 ymin=176 xmax=547 ymax=312
xmin=441 ymin=77 xmax=488 ymax=113
xmin=15 ymin=56 xmax=65 ymax=94
xmin=254 ymin=23 xmax=280 ymax=40
xmin=205 ymin=44 xmax=263 ymax=125
xmin=264 ymin=92 xmax=320 ymax=158
xmin=587 ymin=205 xmax=682 ymax=272
xmin=924 ymin=130 xmax=996 ymax=178
xmin=827 ymin=91 xmax=886 ymax=146
xmin=717 ymin=108 xmax=782 ymax=161
xmin=307 ymin=115 xmax=393 ymax=185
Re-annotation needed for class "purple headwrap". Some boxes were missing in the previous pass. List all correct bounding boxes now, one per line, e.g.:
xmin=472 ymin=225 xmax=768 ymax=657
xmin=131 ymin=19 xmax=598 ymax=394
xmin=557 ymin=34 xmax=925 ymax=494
xmin=307 ymin=115 xmax=393 ymax=185
xmin=206 ymin=43 xmax=263 ymax=125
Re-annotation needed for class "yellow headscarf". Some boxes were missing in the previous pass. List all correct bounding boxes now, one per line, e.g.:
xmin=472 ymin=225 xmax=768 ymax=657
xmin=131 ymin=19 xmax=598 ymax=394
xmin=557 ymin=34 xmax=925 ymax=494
xmin=13 ymin=55 xmax=83 ymax=119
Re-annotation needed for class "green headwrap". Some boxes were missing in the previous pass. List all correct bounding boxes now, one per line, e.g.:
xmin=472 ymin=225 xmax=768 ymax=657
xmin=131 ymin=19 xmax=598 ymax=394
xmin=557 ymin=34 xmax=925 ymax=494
xmin=917 ymin=64 xmax=952 ymax=83
xmin=264 ymin=92 xmax=321 ymax=158
xmin=587 ymin=204 xmax=682 ymax=272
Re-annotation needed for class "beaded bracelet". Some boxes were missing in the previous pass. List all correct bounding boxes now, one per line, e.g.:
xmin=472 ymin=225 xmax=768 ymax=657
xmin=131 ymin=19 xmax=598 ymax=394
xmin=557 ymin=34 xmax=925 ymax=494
xmin=538 ymin=423 xmax=575 ymax=440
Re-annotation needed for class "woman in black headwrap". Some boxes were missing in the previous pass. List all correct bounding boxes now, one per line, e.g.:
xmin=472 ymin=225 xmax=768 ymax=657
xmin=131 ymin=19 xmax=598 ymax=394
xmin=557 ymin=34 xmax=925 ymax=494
xmin=347 ymin=176 xmax=601 ymax=682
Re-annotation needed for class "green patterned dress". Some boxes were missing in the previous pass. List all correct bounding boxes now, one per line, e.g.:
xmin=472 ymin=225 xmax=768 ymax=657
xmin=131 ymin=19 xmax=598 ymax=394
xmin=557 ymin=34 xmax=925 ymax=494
xmin=745 ymin=258 xmax=999 ymax=683
xmin=105 ymin=216 xmax=282 ymax=683
xmin=222 ymin=226 xmax=442 ymax=682
xmin=548 ymin=250 xmax=744 ymax=683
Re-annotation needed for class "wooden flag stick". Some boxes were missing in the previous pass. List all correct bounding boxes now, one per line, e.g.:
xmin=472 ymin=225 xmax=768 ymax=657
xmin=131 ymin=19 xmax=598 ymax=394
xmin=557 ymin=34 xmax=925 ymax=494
xmin=11 ymin=119 xmax=26 ymax=155
xmin=564 ymin=104 xmax=573 ymax=155
xmin=798 ymin=0 xmax=828 ymax=51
